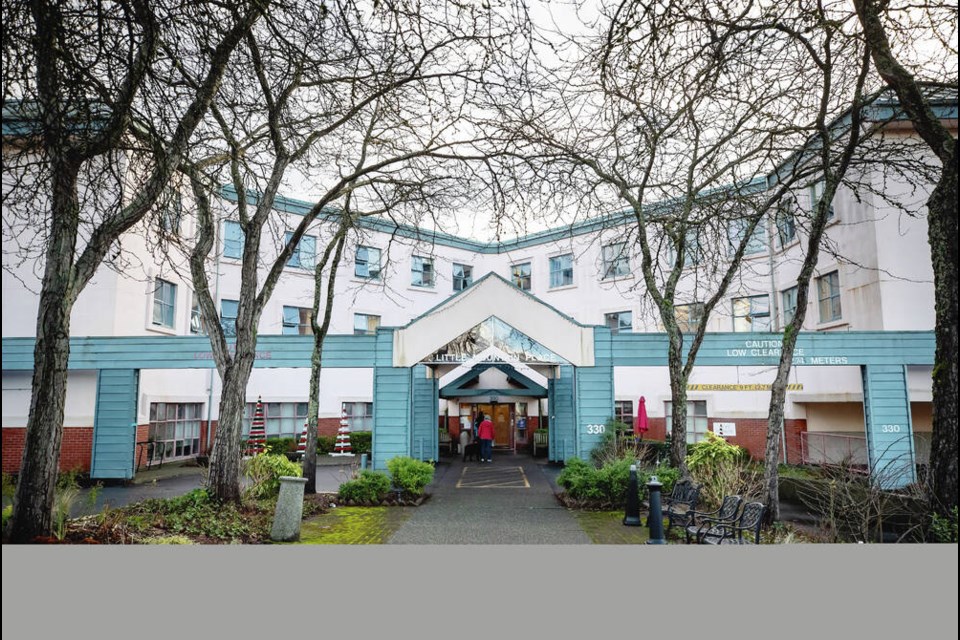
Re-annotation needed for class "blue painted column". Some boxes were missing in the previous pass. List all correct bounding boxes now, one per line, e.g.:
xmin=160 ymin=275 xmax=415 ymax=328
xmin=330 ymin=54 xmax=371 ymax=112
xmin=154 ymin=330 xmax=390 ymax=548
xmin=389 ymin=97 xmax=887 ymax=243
xmin=410 ymin=364 xmax=439 ymax=462
xmin=90 ymin=369 xmax=140 ymax=480
xmin=372 ymin=329 xmax=411 ymax=470
xmin=861 ymin=365 xmax=916 ymax=488
xmin=550 ymin=365 xmax=577 ymax=462
xmin=576 ymin=326 xmax=614 ymax=461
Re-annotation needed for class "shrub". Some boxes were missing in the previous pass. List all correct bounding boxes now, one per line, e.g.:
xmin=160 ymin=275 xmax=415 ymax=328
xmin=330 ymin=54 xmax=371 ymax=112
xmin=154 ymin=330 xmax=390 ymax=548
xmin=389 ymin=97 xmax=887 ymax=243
xmin=130 ymin=489 xmax=255 ymax=541
xmin=558 ymin=457 xmax=643 ymax=506
xmin=338 ymin=470 xmax=391 ymax=503
xmin=243 ymin=453 xmax=302 ymax=499
xmin=386 ymin=456 xmax=435 ymax=497
xmin=686 ymin=431 xmax=748 ymax=471
xmin=931 ymin=507 xmax=959 ymax=543
xmin=349 ymin=431 xmax=372 ymax=455
xmin=317 ymin=435 xmax=336 ymax=454
xmin=264 ymin=437 xmax=297 ymax=456
xmin=650 ymin=463 xmax=680 ymax=495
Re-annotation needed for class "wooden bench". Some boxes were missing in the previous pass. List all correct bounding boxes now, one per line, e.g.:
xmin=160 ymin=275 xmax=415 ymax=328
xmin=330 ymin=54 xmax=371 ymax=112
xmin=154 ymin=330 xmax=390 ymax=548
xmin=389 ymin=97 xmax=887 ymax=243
xmin=533 ymin=430 xmax=548 ymax=457
xmin=438 ymin=429 xmax=454 ymax=454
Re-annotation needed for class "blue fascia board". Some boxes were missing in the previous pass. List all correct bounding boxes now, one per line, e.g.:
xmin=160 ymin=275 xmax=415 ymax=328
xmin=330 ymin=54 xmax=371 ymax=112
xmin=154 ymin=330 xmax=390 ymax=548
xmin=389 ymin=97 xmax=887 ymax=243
xmin=1 ymin=331 xmax=935 ymax=371
xmin=439 ymin=362 xmax=547 ymax=397
xmin=441 ymin=388 xmax=547 ymax=398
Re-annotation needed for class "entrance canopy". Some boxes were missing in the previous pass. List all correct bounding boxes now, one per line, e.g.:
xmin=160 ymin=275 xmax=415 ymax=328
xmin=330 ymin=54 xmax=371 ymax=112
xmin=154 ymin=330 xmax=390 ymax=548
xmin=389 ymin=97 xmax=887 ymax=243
xmin=392 ymin=273 xmax=595 ymax=368
xmin=439 ymin=361 xmax=548 ymax=399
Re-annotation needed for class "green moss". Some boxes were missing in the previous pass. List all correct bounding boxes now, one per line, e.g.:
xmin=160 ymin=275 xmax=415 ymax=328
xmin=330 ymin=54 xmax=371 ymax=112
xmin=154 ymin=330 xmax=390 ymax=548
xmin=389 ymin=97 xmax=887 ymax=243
xmin=296 ymin=506 xmax=412 ymax=544
xmin=575 ymin=510 xmax=651 ymax=544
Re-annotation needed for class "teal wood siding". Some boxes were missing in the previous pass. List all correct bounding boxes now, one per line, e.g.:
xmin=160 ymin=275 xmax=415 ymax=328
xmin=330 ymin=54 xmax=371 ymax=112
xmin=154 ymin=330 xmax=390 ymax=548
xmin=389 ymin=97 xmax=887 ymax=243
xmin=372 ymin=329 xmax=410 ymax=470
xmin=1 ymin=331 xmax=934 ymax=371
xmin=861 ymin=365 xmax=916 ymax=489
xmin=577 ymin=327 xmax=614 ymax=461
xmin=549 ymin=365 xmax=577 ymax=462
xmin=90 ymin=369 xmax=139 ymax=480
xmin=410 ymin=364 xmax=438 ymax=461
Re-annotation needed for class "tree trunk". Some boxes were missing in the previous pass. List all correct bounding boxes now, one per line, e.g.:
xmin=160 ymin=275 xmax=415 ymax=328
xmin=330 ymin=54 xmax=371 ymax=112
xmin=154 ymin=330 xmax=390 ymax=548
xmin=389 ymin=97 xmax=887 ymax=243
xmin=667 ymin=333 xmax=690 ymax=476
xmin=207 ymin=356 xmax=256 ymax=503
xmin=9 ymin=161 xmax=80 ymax=542
xmin=927 ymin=160 xmax=958 ymax=515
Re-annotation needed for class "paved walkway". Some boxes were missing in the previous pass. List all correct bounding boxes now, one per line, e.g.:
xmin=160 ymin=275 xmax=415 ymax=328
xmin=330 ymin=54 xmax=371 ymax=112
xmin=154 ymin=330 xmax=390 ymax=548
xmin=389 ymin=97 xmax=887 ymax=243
xmin=388 ymin=453 xmax=591 ymax=544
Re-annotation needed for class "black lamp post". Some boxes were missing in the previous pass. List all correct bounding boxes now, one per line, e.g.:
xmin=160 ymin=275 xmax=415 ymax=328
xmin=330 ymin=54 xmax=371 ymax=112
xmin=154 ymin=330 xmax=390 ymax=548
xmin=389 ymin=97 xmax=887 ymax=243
xmin=646 ymin=475 xmax=666 ymax=544
xmin=623 ymin=464 xmax=642 ymax=526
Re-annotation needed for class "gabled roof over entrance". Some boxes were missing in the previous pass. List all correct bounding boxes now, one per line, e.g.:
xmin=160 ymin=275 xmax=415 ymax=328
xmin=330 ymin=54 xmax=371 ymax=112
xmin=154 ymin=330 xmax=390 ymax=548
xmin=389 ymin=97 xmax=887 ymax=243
xmin=439 ymin=361 xmax=548 ymax=398
xmin=392 ymin=273 xmax=595 ymax=367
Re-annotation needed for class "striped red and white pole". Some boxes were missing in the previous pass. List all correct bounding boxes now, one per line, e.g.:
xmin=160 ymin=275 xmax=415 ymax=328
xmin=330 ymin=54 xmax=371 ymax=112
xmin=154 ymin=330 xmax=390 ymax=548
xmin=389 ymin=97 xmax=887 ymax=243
xmin=297 ymin=419 xmax=308 ymax=455
xmin=246 ymin=395 xmax=267 ymax=456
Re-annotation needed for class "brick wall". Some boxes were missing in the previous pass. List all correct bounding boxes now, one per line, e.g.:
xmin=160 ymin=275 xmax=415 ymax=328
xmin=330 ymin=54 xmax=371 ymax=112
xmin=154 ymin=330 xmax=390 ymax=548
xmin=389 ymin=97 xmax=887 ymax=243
xmin=2 ymin=426 xmax=95 ymax=474
xmin=636 ymin=417 xmax=806 ymax=464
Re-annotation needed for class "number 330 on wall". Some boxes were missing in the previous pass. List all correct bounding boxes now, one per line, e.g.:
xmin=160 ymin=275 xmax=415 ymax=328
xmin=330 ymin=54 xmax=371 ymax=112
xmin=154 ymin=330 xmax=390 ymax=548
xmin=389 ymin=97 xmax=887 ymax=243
xmin=585 ymin=424 xmax=606 ymax=434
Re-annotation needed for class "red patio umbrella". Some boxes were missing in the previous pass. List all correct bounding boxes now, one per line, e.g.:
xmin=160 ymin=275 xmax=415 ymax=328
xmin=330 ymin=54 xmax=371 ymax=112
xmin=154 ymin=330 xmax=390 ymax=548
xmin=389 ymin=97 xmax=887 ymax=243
xmin=634 ymin=396 xmax=649 ymax=439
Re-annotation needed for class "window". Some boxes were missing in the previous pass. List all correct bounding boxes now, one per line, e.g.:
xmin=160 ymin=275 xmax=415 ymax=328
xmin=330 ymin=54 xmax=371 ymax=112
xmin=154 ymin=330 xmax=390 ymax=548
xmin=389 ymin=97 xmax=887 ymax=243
xmin=221 ymin=299 xmax=239 ymax=337
xmin=549 ymin=253 xmax=574 ymax=288
xmin=817 ymin=271 xmax=841 ymax=323
xmin=285 ymin=231 xmax=316 ymax=269
xmin=614 ymin=400 xmax=633 ymax=426
xmin=190 ymin=292 xmax=206 ymax=335
xmin=810 ymin=180 xmax=835 ymax=219
xmin=732 ymin=295 xmax=771 ymax=332
xmin=355 ymin=246 xmax=381 ymax=280
xmin=282 ymin=306 xmax=313 ymax=335
xmin=776 ymin=199 xmax=797 ymax=246
xmin=604 ymin=310 xmax=632 ymax=335
xmin=511 ymin=262 xmax=531 ymax=291
xmin=224 ymin=221 xmax=244 ymax=259
xmin=353 ymin=313 xmax=380 ymax=336
xmin=411 ymin=255 xmax=435 ymax=288
xmin=665 ymin=400 xmax=708 ymax=444
xmin=452 ymin=263 xmax=473 ymax=291
xmin=668 ymin=228 xmax=702 ymax=266
xmin=602 ymin=242 xmax=630 ymax=279
xmin=727 ymin=218 xmax=767 ymax=256
xmin=675 ymin=302 xmax=705 ymax=334
xmin=342 ymin=401 xmax=374 ymax=432
xmin=152 ymin=278 xmax=177 ymax=329
xmin=782 ymin=286 xmax=798 ymax=326
xmin=243 ymin=402 xmax=308 ymax=438
xmin=148 ymin=403 xmax=202 ymax=462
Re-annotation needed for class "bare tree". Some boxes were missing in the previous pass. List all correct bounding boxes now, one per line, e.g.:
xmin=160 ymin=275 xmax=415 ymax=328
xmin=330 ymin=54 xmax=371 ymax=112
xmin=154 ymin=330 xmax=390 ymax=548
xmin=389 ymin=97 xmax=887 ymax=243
xmin=852 ymin=0 xmax=958 ymax=518
xmin=183 ymin=0 xmax=528 ymax=502
xmin=1 ymin=0 xmax=267 ymax=542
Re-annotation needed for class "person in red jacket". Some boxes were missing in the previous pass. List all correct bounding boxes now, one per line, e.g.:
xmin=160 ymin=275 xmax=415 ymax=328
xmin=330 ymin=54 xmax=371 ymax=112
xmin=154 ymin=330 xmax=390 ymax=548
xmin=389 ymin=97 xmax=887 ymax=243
xmin=477 ymin=414 xmax=495 ymax=463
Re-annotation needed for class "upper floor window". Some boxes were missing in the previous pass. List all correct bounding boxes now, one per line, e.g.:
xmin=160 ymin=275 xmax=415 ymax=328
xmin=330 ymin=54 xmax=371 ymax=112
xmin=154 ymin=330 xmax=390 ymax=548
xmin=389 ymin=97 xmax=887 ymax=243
xmin=727 ymin=218 xmax=767 ymax=257
xmin=549 ymin=253 xmax=574 ymax=288
xmin=782 ymin=286 xmax=798 ymax=326
xmin=602 ymin=242 xmax=630 ymax=279
xmin=190 ymin=292 xmax=206 ymax=335
xmin=732 ymin=294 xmax=770 ymax=332
xmin=675 ymin=302 xmax=704 ymax=334
xmin=604 ymin=310 xmax=632 ymax=335
xmin=511 ymin=262 xmax=531 ymax=291
xmin=354 ymin=313 xmax=380 ymax=336
xmin=453 ymin=263 xmax=473 ymax=291
xmin=810 ymin=180 xmax=835 ymax=219
xmin=355 ymin=246 xmax=381 ymax=280
xmin=411 ymin=255 xmax=435 ymax=288
xmin=776 ymin=198 xmax=797 ymax=246
xmin=668 ymin=228 xmax=702 ymax=267
xmin=282 ymin=306 xmax=313 ymax=335
xmin=285 ymin=232 xmax=316 ymax=270
xmin=221 ymin=299 xmax=239 ymax=337
xmin=160 ymin=189 xmax=183 ymax=235
xmin=224 ymin=221 xmax=244 ymax=260
xmin=817 ymin=271 xmax=842 ymax=323
xmin=152 ymin=278 xmax=177 ymax=329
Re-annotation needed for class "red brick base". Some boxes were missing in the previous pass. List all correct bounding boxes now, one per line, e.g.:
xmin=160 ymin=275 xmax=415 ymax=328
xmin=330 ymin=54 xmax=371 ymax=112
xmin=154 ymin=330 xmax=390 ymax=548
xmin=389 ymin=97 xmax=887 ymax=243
xmin=2 ymin=427 xmax=95 ymax=474
xmin=642 ymin=417 xmax=806 ymax=464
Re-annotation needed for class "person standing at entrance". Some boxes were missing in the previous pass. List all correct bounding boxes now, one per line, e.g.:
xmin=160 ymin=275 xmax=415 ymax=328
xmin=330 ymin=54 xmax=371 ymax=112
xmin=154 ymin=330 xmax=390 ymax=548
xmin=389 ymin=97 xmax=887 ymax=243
xmin=478 ymin=413 xmax=495 ymax=463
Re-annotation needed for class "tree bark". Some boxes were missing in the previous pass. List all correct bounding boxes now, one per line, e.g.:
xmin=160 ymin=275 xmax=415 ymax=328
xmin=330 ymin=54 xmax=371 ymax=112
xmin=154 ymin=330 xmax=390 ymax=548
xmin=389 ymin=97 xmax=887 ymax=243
xmin=207 ymin=350 xmax=256 ymax=503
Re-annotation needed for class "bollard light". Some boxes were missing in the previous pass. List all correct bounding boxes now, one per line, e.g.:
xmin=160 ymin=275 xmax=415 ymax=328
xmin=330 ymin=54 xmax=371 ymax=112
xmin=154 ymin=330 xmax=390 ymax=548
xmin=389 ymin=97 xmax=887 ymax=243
xmin=623 ymin=464 xmax=642 ymax=526
xmin=646 ymin=474 xmax=666 ymax=544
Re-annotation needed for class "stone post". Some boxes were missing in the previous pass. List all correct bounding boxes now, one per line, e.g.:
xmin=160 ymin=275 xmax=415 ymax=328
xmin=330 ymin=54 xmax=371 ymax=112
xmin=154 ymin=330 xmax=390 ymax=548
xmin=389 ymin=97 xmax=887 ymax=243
xmin=270 ymin=476 xmax=309 ymax=542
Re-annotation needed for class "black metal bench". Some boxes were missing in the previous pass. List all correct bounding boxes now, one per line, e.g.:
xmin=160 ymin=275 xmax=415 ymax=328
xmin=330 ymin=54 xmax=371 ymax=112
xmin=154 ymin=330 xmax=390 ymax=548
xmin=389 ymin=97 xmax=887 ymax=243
xmin=699 ymin=501 xmax=767 ymax=545
xmin=683 ymin=495 xmax=743 ymax=544
xmin=661 ymin=480 xmax=702 ymax=534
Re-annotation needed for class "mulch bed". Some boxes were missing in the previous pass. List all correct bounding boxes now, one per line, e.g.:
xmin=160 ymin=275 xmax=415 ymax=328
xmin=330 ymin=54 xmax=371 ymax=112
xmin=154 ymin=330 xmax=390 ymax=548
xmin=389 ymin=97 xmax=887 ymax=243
xmin=335 ymin=493 xmax=430 ymax=507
